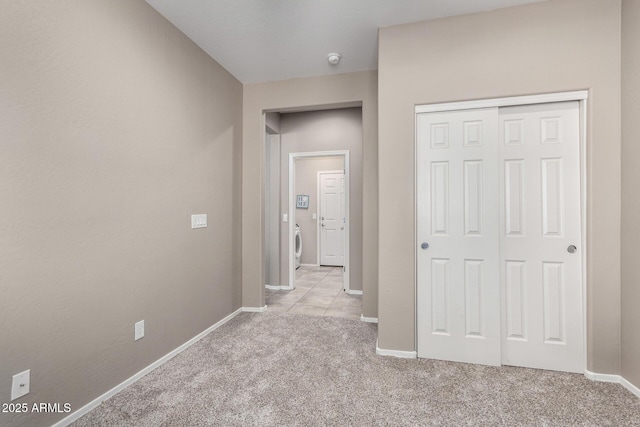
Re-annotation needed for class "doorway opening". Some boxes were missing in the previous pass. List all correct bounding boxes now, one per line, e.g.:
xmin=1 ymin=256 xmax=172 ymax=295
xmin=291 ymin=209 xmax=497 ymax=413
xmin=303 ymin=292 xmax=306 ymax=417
xmin=289 ymin=151 xmax=350 ymax=292
xmin=262 ymin=106 xmax=363 ymax=319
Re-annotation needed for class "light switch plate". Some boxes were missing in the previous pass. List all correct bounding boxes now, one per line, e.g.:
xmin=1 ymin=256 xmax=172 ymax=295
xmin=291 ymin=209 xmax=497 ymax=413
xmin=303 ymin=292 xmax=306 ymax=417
xmin=135 ymin=320 xmax=144 ymax=341
xmin=312 ymin=213 xmax=317 ymax=220
xmin=191 ymin=214 xmax=207 ymax=229
xmin=11 ymin=369 xmax=30 ymax=401
xmin=283 ymin=214 xmax=288 ymax=222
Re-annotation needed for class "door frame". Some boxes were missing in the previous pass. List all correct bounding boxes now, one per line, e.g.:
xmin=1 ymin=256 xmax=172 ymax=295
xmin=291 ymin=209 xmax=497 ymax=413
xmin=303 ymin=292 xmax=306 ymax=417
xmin=317 ymin=170 xmax=347 ymax=267
xmin=289 ymin=151 xmax=350 ymax=292
xmin=415 ymin=90 xmax=589 ymax=371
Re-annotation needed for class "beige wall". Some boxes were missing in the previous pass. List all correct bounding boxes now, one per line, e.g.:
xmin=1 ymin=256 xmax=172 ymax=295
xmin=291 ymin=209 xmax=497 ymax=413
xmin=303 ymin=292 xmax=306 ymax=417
xmin=0 ymin=1 xmax=243 ymax=426
xmin=378 ymin=0 xmax=622 ymax=373
xmin=294 ymin=157 xmax=345 ymax=265
xmin=243 ymin=71 xmax=379 ymax=317
xmin=621 ymin=0 xmax=640 ymax=390
xmin=280 ymin=109 xmax=362 ymax=286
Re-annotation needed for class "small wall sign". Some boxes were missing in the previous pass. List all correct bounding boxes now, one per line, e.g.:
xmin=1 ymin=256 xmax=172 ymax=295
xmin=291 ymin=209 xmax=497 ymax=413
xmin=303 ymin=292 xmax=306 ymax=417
xmin=296 ymin=194 xmax=309 ymax=209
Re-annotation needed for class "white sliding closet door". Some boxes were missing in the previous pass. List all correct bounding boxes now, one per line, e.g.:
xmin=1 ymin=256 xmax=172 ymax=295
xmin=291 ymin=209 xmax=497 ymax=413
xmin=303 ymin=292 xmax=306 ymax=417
xmin=499 ymin=101 xmax=583 ymax=373
xmin=417 ymin=100 xmax=584 ymax=373
xmin=417 ymin=108 xmax=502 ymax=366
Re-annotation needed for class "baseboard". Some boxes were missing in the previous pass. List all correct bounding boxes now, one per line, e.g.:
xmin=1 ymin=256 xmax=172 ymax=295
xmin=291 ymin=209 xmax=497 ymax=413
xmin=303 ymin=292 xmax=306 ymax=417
xmin=266 ymin=284 xmax=296 ymax=291
xmin=300 ymin=263 xmax=319 ymax=267
xmin=52 ymin=307 xmax=244 ymax=427
xmin=620 ymin=377 xmax=640 ymax=398
xmin=360 ymin=315 xmax=378 ymax=323
xmin=346 ymin=289 xmax=363 ymax=295
xmin=265 ymin=285 xmax=293 ymax=291
xmin=584 ymin=370 xmax=640 ymax=398
xmin=375 ymin=339 xmax=417 ymax=359
xmin=242 ymin=305 xmax=267 ymax=313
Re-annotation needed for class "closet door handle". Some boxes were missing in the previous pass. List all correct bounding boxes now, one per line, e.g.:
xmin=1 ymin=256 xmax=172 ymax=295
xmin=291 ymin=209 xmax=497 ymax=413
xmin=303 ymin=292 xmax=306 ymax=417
xmin=567 ymin=245 xmax=577 ymax=254
xmin=421 ymin=242 xmax=429 ymax=250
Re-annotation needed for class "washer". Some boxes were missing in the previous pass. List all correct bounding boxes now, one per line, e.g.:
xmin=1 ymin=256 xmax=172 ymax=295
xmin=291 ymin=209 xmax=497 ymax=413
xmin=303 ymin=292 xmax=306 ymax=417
xmin=295 ymin=223 xmax=302 ymax=270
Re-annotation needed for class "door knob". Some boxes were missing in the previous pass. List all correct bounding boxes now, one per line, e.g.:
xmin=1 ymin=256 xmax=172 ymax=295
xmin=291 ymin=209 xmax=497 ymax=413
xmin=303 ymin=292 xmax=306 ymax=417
xmin=321 ymin=223 xmax=325 ymax=227
xmin=567 ymin=245 xmax=577 ymax=254
xmin=421 ymin=242 xmax=429 ymax=250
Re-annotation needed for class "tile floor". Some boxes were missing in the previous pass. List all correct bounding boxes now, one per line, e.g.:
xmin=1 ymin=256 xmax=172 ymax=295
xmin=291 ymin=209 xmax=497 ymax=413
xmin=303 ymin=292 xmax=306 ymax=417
xmin=265 ymin=266 xmax=362 ymax=320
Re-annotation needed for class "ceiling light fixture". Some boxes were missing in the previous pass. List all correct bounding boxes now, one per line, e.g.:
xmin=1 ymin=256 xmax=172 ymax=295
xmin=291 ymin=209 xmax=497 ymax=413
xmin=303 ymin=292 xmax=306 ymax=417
xmin=327 ymin=52 xmax=341 ymax=65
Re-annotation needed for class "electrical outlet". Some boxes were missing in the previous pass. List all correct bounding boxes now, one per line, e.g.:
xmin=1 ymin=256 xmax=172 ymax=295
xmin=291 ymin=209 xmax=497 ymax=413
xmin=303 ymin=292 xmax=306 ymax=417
xmin=11 ymin=370 xmax=30 ymax=401
xmin=134 ymin=320 xmax=144 ymax=341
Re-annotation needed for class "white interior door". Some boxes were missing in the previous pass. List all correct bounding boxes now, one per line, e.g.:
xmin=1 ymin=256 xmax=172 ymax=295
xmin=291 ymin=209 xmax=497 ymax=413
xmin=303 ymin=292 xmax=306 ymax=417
xmin=320 ymin=172 xmax=345 ymax=266
xmin=499 ymin=101 xmax=584 ymax=373
xmin=417 ymin=108 xmax=502 ymax=366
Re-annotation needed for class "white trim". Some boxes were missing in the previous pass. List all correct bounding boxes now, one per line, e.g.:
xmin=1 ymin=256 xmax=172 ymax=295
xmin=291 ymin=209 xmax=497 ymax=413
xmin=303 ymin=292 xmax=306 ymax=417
xmin=52 ymin=308 xmax=245 ymax=427
xmin=360 ymin=315 xmax=378 ymax=323
xmin=415 ymin=90 xmax=589 ymax=114
xmin=584 ymin=370 xmax=640 ymax=399
xmin=376 ymin=339 xmax=417 ymax=359
xmin=621 ymin=377 xmax=640 ymax=399
xmin=265 ymin=285 xmax=291 ymax=291
xmin=299 ymin=263 xmax=319 ymax=267
xmin=579 ymin=100 xmax=589 ymax=373
xmin=242 ymin=305 xmax=268 ymax=313
xmin=584 ymin=370 xmax=619 ymax=383
xmin=289 ymin=151 xmax=350 ymax=293
xmin=347 ymin=289 xmax=363 ymax=295
xmin=415 ymin=91 xmax=589 ymax=368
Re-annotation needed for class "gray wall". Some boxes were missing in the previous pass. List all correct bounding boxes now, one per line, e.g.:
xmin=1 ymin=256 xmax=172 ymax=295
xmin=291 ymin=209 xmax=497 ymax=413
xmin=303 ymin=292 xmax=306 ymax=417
xmin=621 ymin=0 xmax=640 ymax=390
xmin=266 ymin=112 xmax=281 ymax=133
xmin=280 ymin=109 xmax=362 ymax=288
xmin=243 ymin=71 xmax=378 ymax=318
xmin=0 ymin=1 xmax=243 ymax=426
xmin=294 ymin=157 xmax=344 ymax=265
xmin=265 ymin=133 xmax=281 ymax=287
xmin=378 ymin=0 xmax=622 ymax=374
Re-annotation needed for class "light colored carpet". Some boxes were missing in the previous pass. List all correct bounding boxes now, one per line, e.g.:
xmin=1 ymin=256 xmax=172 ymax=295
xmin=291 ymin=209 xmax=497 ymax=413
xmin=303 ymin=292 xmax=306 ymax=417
xmin=74 ymin=312 xmax=640 ymax=426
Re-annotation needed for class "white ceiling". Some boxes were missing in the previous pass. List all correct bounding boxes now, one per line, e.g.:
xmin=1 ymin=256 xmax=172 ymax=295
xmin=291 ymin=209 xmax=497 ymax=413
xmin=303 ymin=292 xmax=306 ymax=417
xmin=146 ymin=0 xmax=545 ymax=84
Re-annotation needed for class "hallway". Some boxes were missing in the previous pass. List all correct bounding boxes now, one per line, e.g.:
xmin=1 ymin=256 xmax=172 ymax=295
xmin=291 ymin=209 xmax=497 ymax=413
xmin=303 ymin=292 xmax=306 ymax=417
xmin=266 ymin=266 xmax=362 ymax=320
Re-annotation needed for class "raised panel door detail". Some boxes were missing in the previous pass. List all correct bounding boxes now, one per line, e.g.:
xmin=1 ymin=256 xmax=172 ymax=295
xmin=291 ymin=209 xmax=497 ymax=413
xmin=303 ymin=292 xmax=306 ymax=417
xmin=432 ymin=259 xmax=450 ymax=335
xmin=504 ymin=120 xmax=524 ymax=145
xmin=505 ymin=261 xmax=527 ymax=341
xmin=464 ymin=121 xmax=483 ymax=147
xmin=500 ymin=101 xmax=583 ymax=373
xmin=505 ymin=160 xmax=525 ymax=236
xmin=465 ymin=260 xmax=483 ymax=337
xmin=541 ymin=117 xmax=561 ymax=144
xmin=543 ymin=262 xmax=565 ymax=344
xmin=431 ymin=123 xmax=449 ymax=148
xmin=418 ymin=101 xmax=582 ymax=373
xmin=431 ymin=162 xmax=449 ymax=235
xmin=541 ymin=158 xmax=563 ymax=237
xmin=417 ymin=107 xmax=500 ymax=367
xmin=464 ymin=160 xmax=483 ymax=236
